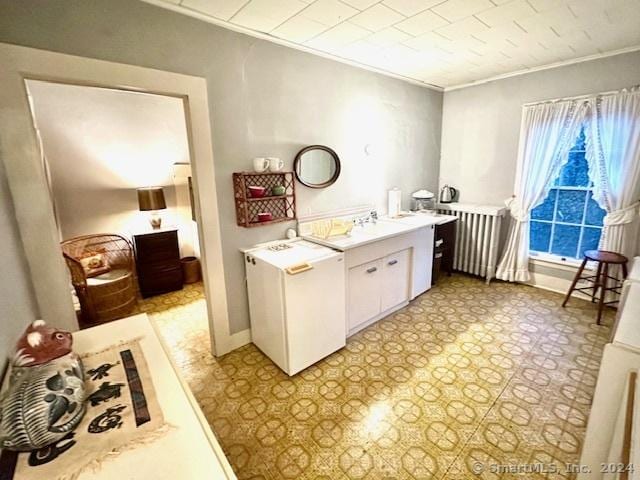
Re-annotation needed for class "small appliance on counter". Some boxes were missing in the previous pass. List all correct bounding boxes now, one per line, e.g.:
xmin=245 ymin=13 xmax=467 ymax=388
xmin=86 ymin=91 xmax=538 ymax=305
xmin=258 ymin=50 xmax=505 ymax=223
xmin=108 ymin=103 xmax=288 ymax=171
xmin=440 ymin=185 xmax=457 ymax=203
xmin=412 ymin=189 xmax=436 ymax=212
xmin=243 ymin=239 xmax=346 ymax=375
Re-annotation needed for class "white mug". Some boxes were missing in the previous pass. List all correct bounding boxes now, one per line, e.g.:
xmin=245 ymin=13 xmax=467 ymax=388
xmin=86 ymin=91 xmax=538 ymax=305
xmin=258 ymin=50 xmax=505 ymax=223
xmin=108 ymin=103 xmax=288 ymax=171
xmin=253 ymin=157 xmax=269 ymax=172
xmin=267 ymin=157 xmax=284 ymax=172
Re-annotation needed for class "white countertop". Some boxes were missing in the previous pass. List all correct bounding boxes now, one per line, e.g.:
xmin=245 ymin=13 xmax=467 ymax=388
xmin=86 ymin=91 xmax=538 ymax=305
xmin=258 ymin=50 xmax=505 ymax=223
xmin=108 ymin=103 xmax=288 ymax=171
xmin=303 ymin=213 xmax=457 ymax=251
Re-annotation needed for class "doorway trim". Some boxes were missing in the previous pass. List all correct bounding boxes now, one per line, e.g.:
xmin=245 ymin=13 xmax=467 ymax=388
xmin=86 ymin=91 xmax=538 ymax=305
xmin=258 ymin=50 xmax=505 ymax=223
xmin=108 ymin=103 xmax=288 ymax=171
xmin=0 ymin=42 xmax=233 ymax=355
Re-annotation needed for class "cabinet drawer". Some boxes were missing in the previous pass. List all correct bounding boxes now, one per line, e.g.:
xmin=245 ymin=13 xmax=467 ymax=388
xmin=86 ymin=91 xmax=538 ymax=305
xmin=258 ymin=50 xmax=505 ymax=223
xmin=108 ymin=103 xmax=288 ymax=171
xmin=134 ymin=230 xmax=180 ymax=264
xmin=381 ymin=248 xmax=410 ymax=312
xmin=348 ymin=259 xmax=382 ymax=331
xmin=138 ymin=263 xmax=183 ymax=297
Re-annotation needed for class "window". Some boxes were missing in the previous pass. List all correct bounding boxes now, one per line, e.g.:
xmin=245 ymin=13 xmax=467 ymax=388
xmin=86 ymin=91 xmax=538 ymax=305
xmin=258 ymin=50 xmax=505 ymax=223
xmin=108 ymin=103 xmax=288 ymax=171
xmin=529 ymin=128 xmax=606 ymax=261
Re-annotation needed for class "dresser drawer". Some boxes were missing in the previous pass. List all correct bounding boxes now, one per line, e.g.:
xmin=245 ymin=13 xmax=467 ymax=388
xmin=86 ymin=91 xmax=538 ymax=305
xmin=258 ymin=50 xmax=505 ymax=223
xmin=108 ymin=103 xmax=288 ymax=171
xmin=134 ymin=230 xmax=180 ymax=264
xmin=138 ymin=263 xmax=183 ymax=297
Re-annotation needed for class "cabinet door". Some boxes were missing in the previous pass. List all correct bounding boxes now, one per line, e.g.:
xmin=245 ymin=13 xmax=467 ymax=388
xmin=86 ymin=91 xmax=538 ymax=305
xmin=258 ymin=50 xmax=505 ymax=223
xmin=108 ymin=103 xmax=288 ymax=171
xmin=381 ymin=249 xmax=410 ymax=312
xmin=348 ymin=259 xmax=382 ymax=331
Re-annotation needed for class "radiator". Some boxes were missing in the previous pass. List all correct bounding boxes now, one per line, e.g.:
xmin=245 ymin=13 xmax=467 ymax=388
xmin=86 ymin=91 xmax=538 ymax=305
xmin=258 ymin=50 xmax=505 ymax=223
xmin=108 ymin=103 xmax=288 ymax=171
xmin=437 ymin=203 xmax=507 ymax=284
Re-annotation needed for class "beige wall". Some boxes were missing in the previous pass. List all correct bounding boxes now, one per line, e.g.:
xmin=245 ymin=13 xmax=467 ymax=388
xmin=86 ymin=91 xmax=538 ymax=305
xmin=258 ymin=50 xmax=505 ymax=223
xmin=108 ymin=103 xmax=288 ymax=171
xmin=27 ymin=81 xmax=192 ymax=247
xmin=0 ymin=159 xmax=38 ymax=364
xmin=0 ymin=0 xmax=443 ymax=335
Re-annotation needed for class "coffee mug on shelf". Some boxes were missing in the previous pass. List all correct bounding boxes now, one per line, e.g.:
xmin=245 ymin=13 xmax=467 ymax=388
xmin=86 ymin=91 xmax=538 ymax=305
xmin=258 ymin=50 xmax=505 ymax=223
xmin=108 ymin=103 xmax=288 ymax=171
xmin=253 ymin=157 xmax=269 ymax=172
xmin=267 ymin=157 xmax=284 ymax=172
xmin=271 ymin=185 xmax=285 ymax=196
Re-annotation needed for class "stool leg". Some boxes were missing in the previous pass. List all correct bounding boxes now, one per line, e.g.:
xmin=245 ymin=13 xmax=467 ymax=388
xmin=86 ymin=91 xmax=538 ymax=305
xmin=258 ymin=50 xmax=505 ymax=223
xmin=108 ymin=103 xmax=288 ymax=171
xmin=597 ymin=262 xmax=609 ymax=325
xmin=592 ymin=261 xmax=603 ymax=303
xmin=563 ymin=257 xmax=588 ymax=307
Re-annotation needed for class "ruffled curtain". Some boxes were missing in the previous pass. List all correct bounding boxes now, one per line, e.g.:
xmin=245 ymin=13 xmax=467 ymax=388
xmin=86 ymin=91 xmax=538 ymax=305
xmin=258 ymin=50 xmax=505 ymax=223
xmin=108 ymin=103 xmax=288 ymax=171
xmin=584 ymin=87 xmax=640 ymax=264
xmin=496 ymin=100 xmax=587 ymax=282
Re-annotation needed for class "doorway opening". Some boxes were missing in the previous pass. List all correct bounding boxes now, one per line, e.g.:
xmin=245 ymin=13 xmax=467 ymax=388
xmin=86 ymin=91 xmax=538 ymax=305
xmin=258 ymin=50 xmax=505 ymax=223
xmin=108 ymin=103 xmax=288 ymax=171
xmin=25 ymin=79 xmax=209 ymax=348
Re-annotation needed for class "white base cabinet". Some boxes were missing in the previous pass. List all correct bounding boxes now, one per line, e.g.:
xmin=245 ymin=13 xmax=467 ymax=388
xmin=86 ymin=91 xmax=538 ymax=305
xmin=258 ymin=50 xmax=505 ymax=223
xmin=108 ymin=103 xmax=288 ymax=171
xmin=348 ymin=248 xmax=411 ymax=334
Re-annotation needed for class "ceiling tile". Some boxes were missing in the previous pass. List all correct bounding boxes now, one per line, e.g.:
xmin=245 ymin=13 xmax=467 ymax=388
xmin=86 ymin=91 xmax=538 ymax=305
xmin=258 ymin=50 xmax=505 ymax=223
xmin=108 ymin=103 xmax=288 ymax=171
xmin=395 ymin=9 xmax=450 ymax=35
xmin=271 ymin=14 xmax=328 ymax=42
xmin=349 ymin=3 xmax=406 ymax=31
xmin=181 ymin=0 xmax=247 ymax=20
xmin=299 ymin=0 xmax=358 ymax=26
xmin=435 ymin=16 xmax=488 ymax=40
xmin=305 ymin=21 xmax=372 ymax=51
xmin=231 ymin=0 xmax=307 ymax=31
xmin=340 ymin=0 xmax=380 ymax=10
xmin=366 ymin=26 xmax=413 ymax=47
xmin=382 ymin=0 xmax=445 ymax=16
xmin=403 ymin=31 xmax=454 ymax=51
xmin=430 ymin=0 xmax=494 ymax=23
xmin=475 ymin=0 xmax=537 ymax=28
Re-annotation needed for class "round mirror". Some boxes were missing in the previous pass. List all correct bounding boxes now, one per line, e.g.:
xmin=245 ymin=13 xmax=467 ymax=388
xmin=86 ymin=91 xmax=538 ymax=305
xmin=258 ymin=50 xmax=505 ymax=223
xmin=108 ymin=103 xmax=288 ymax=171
xmin=294 ymin=145 xmax=341 ymax=189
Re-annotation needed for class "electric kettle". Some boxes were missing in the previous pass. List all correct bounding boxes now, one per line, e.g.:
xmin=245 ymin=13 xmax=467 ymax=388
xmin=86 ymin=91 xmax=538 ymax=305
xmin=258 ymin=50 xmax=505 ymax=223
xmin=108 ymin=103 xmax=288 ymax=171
xmin=440 ymin=185 xmax=457 ymax=203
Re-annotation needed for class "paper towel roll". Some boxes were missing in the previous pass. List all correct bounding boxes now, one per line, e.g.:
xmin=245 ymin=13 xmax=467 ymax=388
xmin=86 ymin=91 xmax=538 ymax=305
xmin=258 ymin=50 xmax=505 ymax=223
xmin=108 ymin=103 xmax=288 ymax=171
xmin=388 ymin=188 xmax=401 ymax=218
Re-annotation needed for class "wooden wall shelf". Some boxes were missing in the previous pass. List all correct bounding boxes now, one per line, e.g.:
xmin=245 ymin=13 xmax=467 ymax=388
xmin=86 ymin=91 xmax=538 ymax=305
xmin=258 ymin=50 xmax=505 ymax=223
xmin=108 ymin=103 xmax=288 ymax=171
xmin=233 ymin=171 xmax=296 ymax=227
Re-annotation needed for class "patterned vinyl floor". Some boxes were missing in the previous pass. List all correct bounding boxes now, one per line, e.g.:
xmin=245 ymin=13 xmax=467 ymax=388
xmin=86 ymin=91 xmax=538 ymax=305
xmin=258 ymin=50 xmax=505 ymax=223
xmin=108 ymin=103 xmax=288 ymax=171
xmin=140 ymin=275 xmax=613 ymax=480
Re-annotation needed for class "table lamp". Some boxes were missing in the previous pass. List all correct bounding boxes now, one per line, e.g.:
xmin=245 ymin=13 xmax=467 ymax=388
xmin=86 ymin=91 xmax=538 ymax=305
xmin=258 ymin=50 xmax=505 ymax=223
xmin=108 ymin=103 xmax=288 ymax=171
xmin=137 ymin=187 xmax=166 ymax=229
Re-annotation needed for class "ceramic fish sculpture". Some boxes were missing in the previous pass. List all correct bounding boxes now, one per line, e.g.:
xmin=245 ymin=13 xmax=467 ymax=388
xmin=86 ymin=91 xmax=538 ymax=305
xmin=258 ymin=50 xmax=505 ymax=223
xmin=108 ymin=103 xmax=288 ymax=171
xmin=0 ymin=320 xmax=86 ymax=451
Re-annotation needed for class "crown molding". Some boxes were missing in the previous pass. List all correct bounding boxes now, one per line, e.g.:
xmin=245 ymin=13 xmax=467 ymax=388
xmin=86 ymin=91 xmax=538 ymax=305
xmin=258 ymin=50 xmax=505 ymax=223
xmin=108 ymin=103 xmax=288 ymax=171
xmin=444 ymin=45 xmax=640 ymax=92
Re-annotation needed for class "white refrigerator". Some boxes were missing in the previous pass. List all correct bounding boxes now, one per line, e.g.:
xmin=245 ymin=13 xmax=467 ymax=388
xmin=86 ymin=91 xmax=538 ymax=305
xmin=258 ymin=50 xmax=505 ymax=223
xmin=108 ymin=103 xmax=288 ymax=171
xmin=245 ymin=240 xmax=346 ymax=376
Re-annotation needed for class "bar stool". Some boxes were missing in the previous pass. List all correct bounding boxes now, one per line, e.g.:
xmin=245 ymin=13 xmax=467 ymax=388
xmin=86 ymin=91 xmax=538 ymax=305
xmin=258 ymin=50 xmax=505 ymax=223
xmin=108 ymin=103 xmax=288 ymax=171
xmin=562 ymin=250 xmax=629 ymax=324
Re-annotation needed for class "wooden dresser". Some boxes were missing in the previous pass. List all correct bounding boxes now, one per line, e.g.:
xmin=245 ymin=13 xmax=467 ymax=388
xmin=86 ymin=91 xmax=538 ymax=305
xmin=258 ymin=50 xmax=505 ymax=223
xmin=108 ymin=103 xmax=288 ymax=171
xmin=133 ymin=229 xmax=183 ymax=298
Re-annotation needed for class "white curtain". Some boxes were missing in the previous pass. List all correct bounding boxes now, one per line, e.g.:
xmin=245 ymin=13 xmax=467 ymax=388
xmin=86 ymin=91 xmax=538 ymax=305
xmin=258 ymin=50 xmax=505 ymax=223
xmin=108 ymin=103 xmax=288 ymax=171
xmin=585 ymin=87 xmax=640 ymax=263
xmin=496 ymin=100 xmax=587 ymax=282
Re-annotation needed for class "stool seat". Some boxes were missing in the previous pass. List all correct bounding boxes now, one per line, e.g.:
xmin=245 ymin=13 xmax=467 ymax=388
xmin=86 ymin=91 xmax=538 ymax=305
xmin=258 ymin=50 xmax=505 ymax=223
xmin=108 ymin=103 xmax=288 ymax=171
xmin=584 ymin=250 xmax=628 ymax=264
xmin=562 ymin=249 xmax=629 ymax=324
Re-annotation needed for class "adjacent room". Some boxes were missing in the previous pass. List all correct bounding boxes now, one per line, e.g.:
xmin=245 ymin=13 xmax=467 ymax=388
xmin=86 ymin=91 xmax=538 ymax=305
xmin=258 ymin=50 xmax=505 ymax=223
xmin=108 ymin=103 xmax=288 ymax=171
xmin=0 ymin=0 xmax=639 ymax=479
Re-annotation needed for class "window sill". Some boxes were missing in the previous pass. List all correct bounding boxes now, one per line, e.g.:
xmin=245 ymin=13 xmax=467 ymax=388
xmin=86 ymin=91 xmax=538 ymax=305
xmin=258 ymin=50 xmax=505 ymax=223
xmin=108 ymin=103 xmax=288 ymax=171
xmin=529 ymin=253 xmax=592 ymax=272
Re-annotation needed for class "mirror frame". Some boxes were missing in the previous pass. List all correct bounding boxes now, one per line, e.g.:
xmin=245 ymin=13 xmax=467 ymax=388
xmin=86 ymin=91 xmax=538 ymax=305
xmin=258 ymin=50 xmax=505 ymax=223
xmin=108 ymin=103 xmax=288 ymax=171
xmin=293 ymin=145 xmax=341 ymax=189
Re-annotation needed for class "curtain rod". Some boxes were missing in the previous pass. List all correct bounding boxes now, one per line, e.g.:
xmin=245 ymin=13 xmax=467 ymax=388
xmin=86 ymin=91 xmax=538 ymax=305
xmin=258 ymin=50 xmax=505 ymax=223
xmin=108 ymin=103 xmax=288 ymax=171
xmin=522 ymin=84 xmax=639 ymax=107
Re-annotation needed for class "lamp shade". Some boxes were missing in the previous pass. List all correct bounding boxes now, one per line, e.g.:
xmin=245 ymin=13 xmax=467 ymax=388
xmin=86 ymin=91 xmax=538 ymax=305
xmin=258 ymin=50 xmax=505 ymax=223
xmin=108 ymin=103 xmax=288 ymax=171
xmin=137 ymin=187 xmax=166 ymax=211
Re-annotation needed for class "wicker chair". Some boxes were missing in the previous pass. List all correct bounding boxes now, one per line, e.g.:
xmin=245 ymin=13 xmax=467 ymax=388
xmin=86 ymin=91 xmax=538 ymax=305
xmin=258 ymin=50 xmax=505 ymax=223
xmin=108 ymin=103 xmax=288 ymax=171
xmin=61 ymin=234 xmax=137 ymax=325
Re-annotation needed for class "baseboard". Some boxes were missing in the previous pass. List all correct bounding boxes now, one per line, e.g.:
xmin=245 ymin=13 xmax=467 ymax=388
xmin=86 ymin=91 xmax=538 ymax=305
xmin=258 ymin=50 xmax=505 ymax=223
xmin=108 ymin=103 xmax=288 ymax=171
xmin=228 ymin=328 xmax=251 ymax=351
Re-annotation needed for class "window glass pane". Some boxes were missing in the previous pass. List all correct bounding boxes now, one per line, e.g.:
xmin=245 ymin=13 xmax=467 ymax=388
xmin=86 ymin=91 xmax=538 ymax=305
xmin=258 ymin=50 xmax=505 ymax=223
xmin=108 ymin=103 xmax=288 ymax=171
xmin=530 ymin=221 xmax=551 ymax=252
xmin=551 ymin=224 xmax=580 ymax=258
xmin=585 ymin=192 xmax=606 ymax=226
xmin=570 ymin=129 xmax=585 ymax=152
xmin=556 ymin=151 xmax=590 ymax=187
xmin=580 ymin=226 xmax=602 ymax=255
xmin=556 ymin=190 xmax=586 ymax=224
xmin=531 ymin=189 xmax=556 ymax=221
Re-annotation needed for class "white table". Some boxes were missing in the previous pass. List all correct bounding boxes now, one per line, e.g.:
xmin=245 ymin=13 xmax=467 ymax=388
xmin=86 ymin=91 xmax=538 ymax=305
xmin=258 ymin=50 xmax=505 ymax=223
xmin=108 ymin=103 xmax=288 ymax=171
xmin=73 ymin=314 xmax=235 ymax=479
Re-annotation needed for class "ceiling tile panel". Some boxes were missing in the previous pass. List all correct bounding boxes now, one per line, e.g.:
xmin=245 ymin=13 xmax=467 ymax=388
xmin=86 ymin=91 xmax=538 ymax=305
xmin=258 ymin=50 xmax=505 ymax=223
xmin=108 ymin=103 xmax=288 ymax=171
xmin=475 ymin=0 xmax=537 ymax=27
xmin=271 ymin=14 xmax=329 ymax=42
xmin=305 ymin=21 xmax=371 ymax=51
xmin=434 ymin=16 xmax=488 ymax=40
xmin=181 ymin=0 xmax=247 ymax=20
xmin=395 ymin=9 xmax=450 ymax=35
xmin=349 ymin=3 xmax=406 ymax=31
xmin=366 ymin=26 xmax=413 ymax=47
xmin=299 ymin=0 xmax=358 ymax=26
xmin=339 ymin=0 xmax=380 ymax=10
xmin=382 ymin=0 xmax=446 ymax=16
xmin=231 ymin=0 xmax=307 ymax=31
xmin=430 ymin=0 xmax=495 ymax=22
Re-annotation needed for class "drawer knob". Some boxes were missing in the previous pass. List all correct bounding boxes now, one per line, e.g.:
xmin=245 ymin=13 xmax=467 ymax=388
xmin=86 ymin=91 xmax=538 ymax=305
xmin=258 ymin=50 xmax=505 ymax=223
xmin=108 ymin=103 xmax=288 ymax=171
xmin=366 ymin=267 xmax=377 ymax=273
xmin=388 ymin=259 xmax=398 ymax=266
